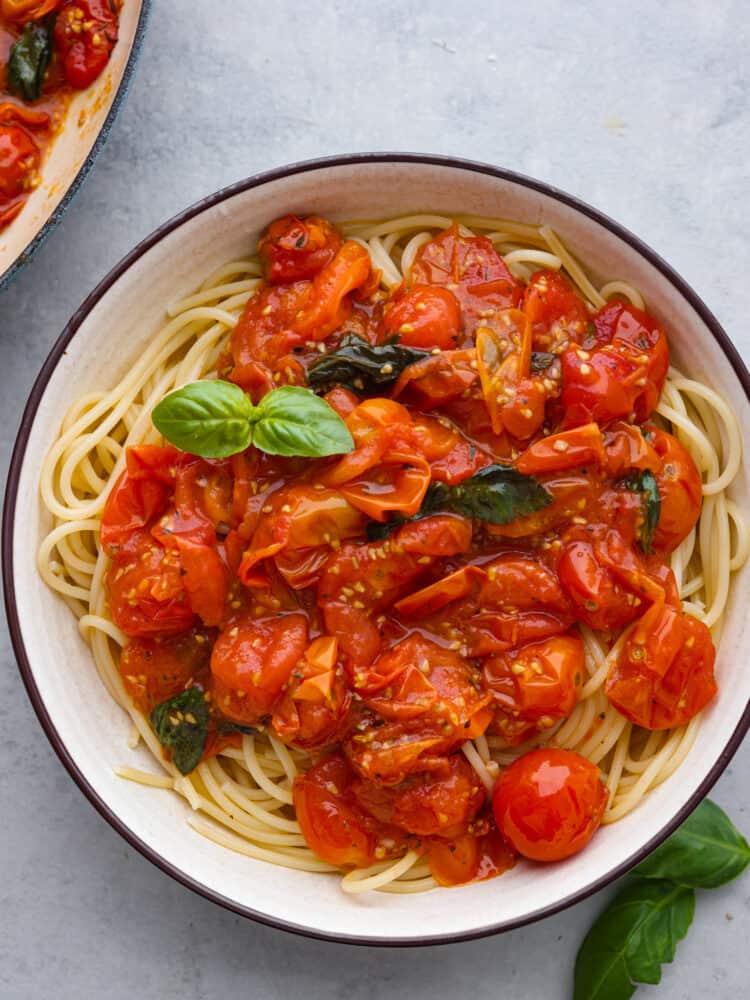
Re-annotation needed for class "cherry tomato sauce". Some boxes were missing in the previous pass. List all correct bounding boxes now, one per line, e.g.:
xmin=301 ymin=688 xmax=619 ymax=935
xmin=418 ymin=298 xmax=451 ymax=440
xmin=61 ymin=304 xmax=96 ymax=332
xmin=103 ymin=215 xmax=713 ymax=884
xmin=0 ymin=2 xmax=120 ymax=228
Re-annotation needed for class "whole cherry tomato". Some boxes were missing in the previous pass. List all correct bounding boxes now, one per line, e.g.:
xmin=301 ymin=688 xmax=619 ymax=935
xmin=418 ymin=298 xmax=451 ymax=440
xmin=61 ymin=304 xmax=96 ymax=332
xmin=647 ymin=426 xmax=703 ymax=553
xmin=209 ymin=613 xmax=308 ymax=725
xmin=258 ymin=215 xmax=342 ymax=283
xmin=54 ymin=0 xmax=119 ymax=89
xmin=492 ymin=748 xmax=608 ymax=861
xmin=380 ymin=285 xmax=462 ymax=350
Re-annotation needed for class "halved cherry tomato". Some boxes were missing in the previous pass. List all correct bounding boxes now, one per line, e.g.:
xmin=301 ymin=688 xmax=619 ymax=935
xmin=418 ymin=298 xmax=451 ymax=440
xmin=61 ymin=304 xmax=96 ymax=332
xmin=258 ymin=215 xmax=342 ymax=283
xmin=429 ymin=826 xmax=516 ymax=886
xmin=352 ymin=755 xmax=485 ymax=837
xmin=557 ymin=526 xmax=651 ymax=631
xmin=55 ymin=1 xmax=119 ymax=90
xmin=606 ymin=611 xmax=716 ymax=729
xmin=523 ymin=269 xmax=589 ymax=351
xmin=648 ymin=426 xmax=703 ymax=553
xmin=476 ymin=309 xmax=546 ymax=439
xmin=561 ymin=302 xmax=669 ymax=428
xmin=516 ymin=423 xmax=604 ymax=475
xmin=293 ymin=753 xmax=407 ymax=867
xmin=410 ymin=224 xmax=522 ymax=335
xmin=492 ymin=748 xmax=608 ymax=861
xmin=380 ymin=285 xmax=461 ymax=350
xmin=484 ymin=634 xmax=584 ymax=745
xmin=107 ymin=530 xmax=196 ymax=637
xmin=272 ymin=645 xmax=352 ymax=750
xmin=209 ymin=613 xmax=308 ymax=725
xmin=119 ymin=629 xmax=212 ymax=713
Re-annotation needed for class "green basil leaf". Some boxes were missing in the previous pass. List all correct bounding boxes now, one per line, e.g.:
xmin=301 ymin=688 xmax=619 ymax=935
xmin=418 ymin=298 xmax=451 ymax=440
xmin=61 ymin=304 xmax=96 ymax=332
xmin=152 ymin=380 xmax=256 ymax=458
xmin=252 ymin=385 xmax=354 ymax=457
xmin=367 ymin=465 xmax=551 ymax=540
xmin=307 ymin=333 xmax=427 ymax=392
xmin=8 ymin=21 xmax=52 ymax=101
xmin=621 ymin=468 xmax=661 ymax=554
xmin=636 ymin=799 xmax=750 ymax=889
xmin=574 ymin=878 xmax=695 ymax=1000
xmin=530 ymin=351 xmax=557 ymax=373
xmin=150 ymin=688 xmax=209 ymax=775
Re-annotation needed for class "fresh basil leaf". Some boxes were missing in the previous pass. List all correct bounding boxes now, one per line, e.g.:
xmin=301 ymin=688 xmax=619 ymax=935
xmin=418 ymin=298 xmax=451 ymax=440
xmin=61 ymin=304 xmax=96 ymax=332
xmin=574 ymin=878 xmax=694 ymax=1000
xmin=367 ymin=465 xmax=551 ymax=539
xmin=252 ymin=385 xmax=354 ymax=457
xmin=424 ymin=464 xmax=552 ymax=522
xmin=621 ymin=468 xmax=660 ymax=554
xmin=8 ymin=21 xmax=52 ymax=101
xmin=152 ymin=380 xmax=255 ymax=458
xmin=150 ymin=688 xmax=209 ymax=775
xmin=530 ymin=351 xmax=557 ymax=373
xmin=636 ymin=799 xmax=750 ymax=889
xmin=307 ymin=333 xmax=427 ymax=392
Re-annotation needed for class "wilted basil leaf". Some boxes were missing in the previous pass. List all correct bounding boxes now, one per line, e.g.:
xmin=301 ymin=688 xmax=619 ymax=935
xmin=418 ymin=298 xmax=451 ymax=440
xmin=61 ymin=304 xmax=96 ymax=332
xmin=150 ymin=688 xmax=209 ymax=775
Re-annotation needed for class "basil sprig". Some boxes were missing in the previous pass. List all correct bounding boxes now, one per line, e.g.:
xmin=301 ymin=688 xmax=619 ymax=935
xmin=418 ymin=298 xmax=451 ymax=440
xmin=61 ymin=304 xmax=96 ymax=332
xmin=307 ymin=333 xmax=427 ymax=392
xmin=621 ymin=468 xmax=661 ymax=554
xmin=368 ymin=464 xmax=552 ymax=540
xmin=150 ymin=688 xmax=209 ymax=775
xmin=8 ymin=21 xmax=53 ymax=101
xmin=574 ymin=800 xmax=750 ymax=1000
xmin=152 ymin=381 xmax=354 ymax=459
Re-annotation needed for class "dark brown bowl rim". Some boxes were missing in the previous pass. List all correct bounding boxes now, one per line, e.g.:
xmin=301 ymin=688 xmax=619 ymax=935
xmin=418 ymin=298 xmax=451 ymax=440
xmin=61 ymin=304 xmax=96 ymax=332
xmin=4 ymin=152 xmax=750 ymax=947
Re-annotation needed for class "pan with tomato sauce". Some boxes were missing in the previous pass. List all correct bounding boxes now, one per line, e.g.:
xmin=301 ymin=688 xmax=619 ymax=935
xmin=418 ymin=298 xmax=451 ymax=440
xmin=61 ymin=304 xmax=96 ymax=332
xmin=0 ymin=1 xmax=120 ymax=228
xmin=39 ymin=211 xmax=747 ymax=894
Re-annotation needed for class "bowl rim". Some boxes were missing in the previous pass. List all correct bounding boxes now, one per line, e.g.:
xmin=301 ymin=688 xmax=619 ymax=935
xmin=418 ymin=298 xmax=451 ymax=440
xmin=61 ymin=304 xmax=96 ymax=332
xmin=4 ymin=151 xmax=750 ymax=946
xmin=0 ymin=0 xmax=153 ymax=293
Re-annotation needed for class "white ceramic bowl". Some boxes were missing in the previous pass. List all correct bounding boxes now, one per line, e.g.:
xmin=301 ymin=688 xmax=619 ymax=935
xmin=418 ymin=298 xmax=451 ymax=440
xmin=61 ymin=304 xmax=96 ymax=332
xmin=0 ymin=0 xmax=150 ymax=289
xmin=5 ymin=154 xmax=750 ymax=945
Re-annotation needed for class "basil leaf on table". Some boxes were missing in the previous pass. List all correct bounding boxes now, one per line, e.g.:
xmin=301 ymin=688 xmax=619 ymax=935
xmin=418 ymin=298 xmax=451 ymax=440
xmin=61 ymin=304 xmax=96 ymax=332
xmin=252 ymin=385 xmax=354 ymax=457
xmin=635 ymin=799 xmax=750 ymax=888
xmin=368 ymin=464 xmax=552 ymax=540
xmin=620 ymin=468 xmax=661 ymax=554
xmin=150 ymin=688 xmax=209 ymax=776
xmin=307 ymin=333 xmax=427 ymax=392
xmin=8 ymin=21 xmax=53 ymax=101
xmin=574 ymin=879 xmax=695 ymax=1000
xmin=152 ymin=380 xmax=353 ymax=459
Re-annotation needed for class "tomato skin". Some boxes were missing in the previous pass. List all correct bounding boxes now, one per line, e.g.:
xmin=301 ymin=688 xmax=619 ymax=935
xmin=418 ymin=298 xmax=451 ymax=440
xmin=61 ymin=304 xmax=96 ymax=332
xmin=648 ymin=426 xmax=703 ymax=554
xmin=516 ymin=423 xmax=604 ymax=476
xmin=410 ymin=224 xmax=522 ymax=336
xmin=351 ymin=755 xmax=485 ymax=838
xmin=523 ymin=269 xmax=589 ymax=350
xmin=606 ymin=612 xmax=716 ymax=730
xmin=557 ymin=528 xmax=646 ymax=631
xmin=484 ymin=634 xmax=584 ymax=745
xmin=429 ymin=827 xmax=516 ymax=886
xmin=0 ymin=123 xmax=40 ymax=198
xmin=209 ymin=614 xmax=308 ymax=725
xmin=258 ymin=215 xmax=341 ymax=283
xmin=101 ymin=445 xmax=179 ymax=549
xmin=55 ymin=1 xmax=119 ymax=89
xmin=561 ymin=302 xmax=669 ymax=428
xmin=380 ymin=285 xmax=461 ymax=350
xmin=107 ymin=530 xmax=196 ymax=637
xmin=119 ymin=629 xmax=212 ymax=714
xmin=492 ymin=749 xmax=608 ymax=862
xmin=293 ymin=754 xmax=406 ymax=868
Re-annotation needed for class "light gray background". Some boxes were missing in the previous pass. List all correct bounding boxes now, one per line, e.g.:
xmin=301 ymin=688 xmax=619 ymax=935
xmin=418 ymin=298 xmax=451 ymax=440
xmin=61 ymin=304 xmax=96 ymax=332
xmin=1 ymin=2 xmax=748 ymax=997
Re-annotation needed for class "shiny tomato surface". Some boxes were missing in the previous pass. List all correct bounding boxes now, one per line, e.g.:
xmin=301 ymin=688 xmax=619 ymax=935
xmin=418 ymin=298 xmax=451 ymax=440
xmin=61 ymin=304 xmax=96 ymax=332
xmin=492 ymin=748 xmax=608 ymax=861
xmin=102 ymin=214 xmax=714 ymax=886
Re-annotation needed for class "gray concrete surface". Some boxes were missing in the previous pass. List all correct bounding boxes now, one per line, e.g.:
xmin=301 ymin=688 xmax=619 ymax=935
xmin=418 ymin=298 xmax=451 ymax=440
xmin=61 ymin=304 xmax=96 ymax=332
xmin=1 ymin=1 xmax=749 ymax=997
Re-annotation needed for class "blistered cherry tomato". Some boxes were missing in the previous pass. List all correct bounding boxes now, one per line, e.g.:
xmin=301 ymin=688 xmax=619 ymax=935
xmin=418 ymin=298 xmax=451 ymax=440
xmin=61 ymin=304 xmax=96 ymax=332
xmin=380 ymin=285 xmax=461 ymax=350
xmin=492 ymin=748 xmax=608 ymax=861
